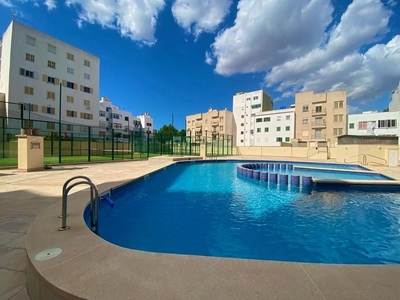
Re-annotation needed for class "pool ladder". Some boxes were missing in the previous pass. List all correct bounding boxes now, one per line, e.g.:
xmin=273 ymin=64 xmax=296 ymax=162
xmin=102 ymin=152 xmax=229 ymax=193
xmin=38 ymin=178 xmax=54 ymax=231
xmin=58 ymin=176 xmax=99 ymax=234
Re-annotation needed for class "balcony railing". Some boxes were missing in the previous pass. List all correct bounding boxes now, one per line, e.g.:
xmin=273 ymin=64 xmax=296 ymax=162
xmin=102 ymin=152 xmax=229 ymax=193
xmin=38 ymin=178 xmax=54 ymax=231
xmin=311 ymin=120 xmax=326 ymax=128
xmin=311 ymin=134 xmax=326 ymax=140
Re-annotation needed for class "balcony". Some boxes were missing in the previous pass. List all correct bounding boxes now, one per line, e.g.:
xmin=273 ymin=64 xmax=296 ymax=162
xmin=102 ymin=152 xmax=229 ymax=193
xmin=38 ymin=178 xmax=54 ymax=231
xmin=312 ymin=108 xmax=326 ymax=116
xmin=311 ymin=120 xmax=326 ymax=128
xmin=211 ymin=120 xmax=219 ymax=126
xmin=311 ymin=134 xmax=326 ymax=140
xmin=195 ymin=122 xmax=202 ymax=127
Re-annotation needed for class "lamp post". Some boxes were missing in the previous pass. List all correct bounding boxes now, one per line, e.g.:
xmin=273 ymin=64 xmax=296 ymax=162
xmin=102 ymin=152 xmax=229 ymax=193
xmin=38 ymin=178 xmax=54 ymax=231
xmin=147 ymin=127 xmax=150 ymax=158
xmin=58 ymin=83 xmax=62 ymax=163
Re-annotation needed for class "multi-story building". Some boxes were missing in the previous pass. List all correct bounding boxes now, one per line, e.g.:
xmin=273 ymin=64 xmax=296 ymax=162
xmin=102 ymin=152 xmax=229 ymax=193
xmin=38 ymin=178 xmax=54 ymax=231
xmin=0 ymin=21 xmax=100 ymax=134
xmin=98 ymin=97 xmax=153 ymax=138
xmin=186 ymin=108 xmax=235 ymax=141
xmin=233 ymin=90 xmax=273 ymax=146
xmin=389 ymin=81 xmax=400 ymax=112
xmin=294 ymin=90 xmax=347 ymax=145
xmin=252 ymin=106 xmax=295 ymax=146
xmin=348 ymin=111 xmax=400 ymax=139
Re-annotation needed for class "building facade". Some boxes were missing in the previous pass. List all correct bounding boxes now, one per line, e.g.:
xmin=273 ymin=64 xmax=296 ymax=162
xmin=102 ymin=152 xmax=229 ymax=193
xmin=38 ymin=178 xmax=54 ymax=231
xmin=186 ymin=108 xmax=235 ymax=141
xmin=348 ymin=111 xmax=400 ymax=138
xmin=389 ymin=81 xmax=400 ymax=112
xmin=252 ymin=107 xmax=295 ymax=146
xmin=294 ymin=90 xmax=347 ymax=145
xmin=233 ymin=90 xmax=274 ymax=146
xmin=0 ymin=21 xmax=100 ymax=133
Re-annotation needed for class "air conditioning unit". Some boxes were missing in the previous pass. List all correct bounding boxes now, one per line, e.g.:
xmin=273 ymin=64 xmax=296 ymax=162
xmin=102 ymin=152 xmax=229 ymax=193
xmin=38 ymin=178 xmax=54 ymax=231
xmin=85 ymin=106 xmax=91 ymax=110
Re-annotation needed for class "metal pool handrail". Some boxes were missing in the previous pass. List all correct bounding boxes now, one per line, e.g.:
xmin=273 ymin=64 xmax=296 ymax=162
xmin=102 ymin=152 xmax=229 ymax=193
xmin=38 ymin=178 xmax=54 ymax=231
xmin=59 ymin=176 xmax=99 ymax=234
xmin=344 ymin=154 xmax=367 ymax=165
xmin=365 ymin=154 xmax=387 ymax=166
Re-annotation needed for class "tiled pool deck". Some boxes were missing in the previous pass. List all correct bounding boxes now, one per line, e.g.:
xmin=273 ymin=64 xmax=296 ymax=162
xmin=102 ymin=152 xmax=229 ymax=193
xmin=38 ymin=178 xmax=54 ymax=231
xmin=1 ymin=157 xmax=400 ymax=299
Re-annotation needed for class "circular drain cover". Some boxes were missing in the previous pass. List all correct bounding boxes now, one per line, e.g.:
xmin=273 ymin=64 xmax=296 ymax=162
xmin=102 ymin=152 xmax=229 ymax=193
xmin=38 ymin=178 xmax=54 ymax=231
xmin=35 ymin=248 xmax=62 ymax=261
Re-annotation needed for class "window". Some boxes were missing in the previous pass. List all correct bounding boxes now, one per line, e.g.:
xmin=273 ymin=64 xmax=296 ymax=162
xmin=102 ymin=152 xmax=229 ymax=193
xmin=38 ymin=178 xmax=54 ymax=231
xmin=276 ymin=137 xmax=283 ymax=142
xmin=264 ymin=127 xmax=269 ymax=132
xmin=23 ymin=120 xmax=34 ymax=128
xmin=125 ymin=116 xmax=129 ymax=121
xmin=22 ymin=103 xmax=38 ymax=112
xmin=84 ymin=59 xmax=91 ymax=67
xmin=277 ymin=116 xmax=281 ymax=121
xmin=47 ymin=44 xmax=56 ymax=54
xmin=65 ymin=81 xmax=75 ymax=89
xmin=80 ymin=126 xmax=88 ymax=133
xmin=84 ymin=73 xmax=90 ymax=80
xmin=333 ymin=128 xmax=343 ymax=136
xmin=24 ymin=86 xmax=34 ymax=95
xmin=303 ymin=105 xmax=309 ymax=112
xmin=334 ymin=114 xmax=343 ymax=122
xmin=240 ymin=131 xmax=244 ymax=135
xmin=47 ymin=91 xmax=55 ymax=100
xmin=378 ymin=119 xmax=397 ymax=128
xmin=62 ymin=124 xmax=74 ymax=131
xmin=349 ymin=123 xmax=354 ymax=129
xmin=240 ymin=139 xmax=244 ymax=143
xmin=358 ymin=122 xmax=367 ymax=129
xmin=26 ymin=35 xmax=36 ymax=46
xmin=113 ymin=123 xmax=122 ymax=129
xmin=66 ymin=110 xmax=77 ymax=117
xmin=256 ymin=118 xmax=262 ymax=123
xmin=285 ymin=126 xmax=290 ymax=131
xmin=241 ymin=123 xmax=244 ymax=126
xmin=219 ymin=126 xmax=223 ymax=131
xmin=81 ymin=86 xmax=92 ymax=93
xmin=47 ymin=60 xmax=56 ymax=69
xmin=20 ymin=68 xmax=35 ymax=78
xmin=67 ymin=67 xmax=74 ymax=74
xmin=47 ymin=123 xmax=55 ymax=130
xmin=285 ymin=137 xmax=290 ymax=142
xmin=302 ymin=118 xmax=308 ymax=124
xmin=25 ymin=53 xmax=35 ymax=62
xmin=112 ymin=113 xmax=121 ymax=119
xmin=286 ymin=115 xmax=291 ymax=120
xmin=277 ymin=127 xmax=281 ymax=132
xmin=241 ymin=115 xmax=244 ymax=118
xmin=220 ymin=116 xmax=224 ymax=122
xmin=80 ymin=112 xmax=93 ymax=120
xmin=205 ymin=119 xmax=208 ymax=124
xmin=99 ymin=121 xmax=107 ymax=127
xmin=257 ymin=128 xmax=261 ymax=133
xmin=251 ymin=104 xmax=261 ymax=109
xmin=253 ymin=96 xmax=258 ymax=100
xmin=146 ymin=122 xmax=152 ymax=127
xmin=42 ymin=106 xmax=55 ymax=115
xmin=47 ymin=76 xmax=55 ymax=84
xmin=67 ymin=52 xmax=74 ymax=61
xmin=264 ymin=117 xmax=271 ymax=122
xmin=84 ymin=100 xmax=90 ymax=106
xmin=315 ymin=106 xmax=322 ymax=113
xmin=66 ymin=96 xmax=74 ymax=103
xmin=334 ymin=101 xmax=344 ymax=108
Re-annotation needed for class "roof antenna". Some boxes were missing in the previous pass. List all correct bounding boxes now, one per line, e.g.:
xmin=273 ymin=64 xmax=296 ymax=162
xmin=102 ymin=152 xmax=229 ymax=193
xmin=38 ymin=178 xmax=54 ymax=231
xmin=12 ymin=14 xmax=36 ymax=28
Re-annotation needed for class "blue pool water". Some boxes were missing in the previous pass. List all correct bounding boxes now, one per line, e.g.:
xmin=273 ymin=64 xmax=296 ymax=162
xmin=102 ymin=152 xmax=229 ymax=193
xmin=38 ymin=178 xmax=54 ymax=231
xmin=86 ymin=161 xmax=400 ymax=264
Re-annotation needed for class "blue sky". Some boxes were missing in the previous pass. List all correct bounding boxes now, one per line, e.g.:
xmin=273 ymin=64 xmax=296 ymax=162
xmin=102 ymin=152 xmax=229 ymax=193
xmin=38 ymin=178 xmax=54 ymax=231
xmin=0 ymin=0 xmax=399 ymax=130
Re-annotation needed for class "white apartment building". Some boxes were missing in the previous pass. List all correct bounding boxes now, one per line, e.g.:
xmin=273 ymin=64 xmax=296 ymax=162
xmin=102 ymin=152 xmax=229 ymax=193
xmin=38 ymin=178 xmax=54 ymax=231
xmin=98 ymin=97 xmax=153 ymax=137
xmin=253 ymin=106 xmax=295 ymax=146
xmin=233 ymin=90 xmax=273 ymax=146
xmin=0 ymin=21 xmax=100 ymax=133
xmin=348 ymin=111 xmax=400 ymax=140
xmin=389 ymin=81 xmax=400 ymax=112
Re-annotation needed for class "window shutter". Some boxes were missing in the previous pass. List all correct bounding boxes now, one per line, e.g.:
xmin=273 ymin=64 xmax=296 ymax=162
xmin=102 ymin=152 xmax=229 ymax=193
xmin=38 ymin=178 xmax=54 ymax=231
xmin=51 ymin=108 xmax=55 ymax=115
xmin=42 ymin=106 xmax=46 ymax=113
xmin=74 ymin=83 xmax=78 ymax=90
xmin=90 ymin=114 xmax=93 ymax=120
xmin=80 ymin=85 xmax=84 ymax=92
xmin=62 ymin=80 xmax=66 ymax=87
xmin=55 ymin=78 xmax=60 ymax=85
xmin=90 ymin=88 xmax=93 ymax=94
xmin=33 ymin=105 xmax=38 ymax=112
xmin=42 ymin=74 xmax=47 ymax=82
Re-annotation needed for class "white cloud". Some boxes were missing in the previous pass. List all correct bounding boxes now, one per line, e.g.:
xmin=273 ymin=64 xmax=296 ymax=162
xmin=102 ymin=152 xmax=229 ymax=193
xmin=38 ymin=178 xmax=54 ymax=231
xmin=44 ymin=0 xmax=56 ymax=10
xmin=208 ymin=0 xmax=398 ymax=105
xmin=0 ymin=0 xmax=14 ymax=7
xmin=67 ymin=0 xmax=165 ymax=45
xmin=205 ymin=51 xmax=213 ymax=65
xmin=172 ymin=0 xmax=231 ymax=38
xmin=209 ymin=0 xmax=334 ymax=75
xmin=347 ymin=104 xmax=359 ymax=114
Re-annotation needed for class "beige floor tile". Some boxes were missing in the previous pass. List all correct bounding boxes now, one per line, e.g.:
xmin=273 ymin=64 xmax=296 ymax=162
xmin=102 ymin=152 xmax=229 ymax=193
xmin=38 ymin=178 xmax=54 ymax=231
xmin=0 ymin=231 xmax=23 ymax=246
xmin=0 ymin=269 xmax=26 ymax=300
xmin=0 ymin=249 xmax=27 ymax=272
xmin=5 ymin=235 xmax=26 ymax=249
xmin=0 ymin=245 xmax=13 ymax=257
xmin=0 ymin=221 xmax=30 ymax=233
xmin=9 ymin=287 xmax=30 ymax=300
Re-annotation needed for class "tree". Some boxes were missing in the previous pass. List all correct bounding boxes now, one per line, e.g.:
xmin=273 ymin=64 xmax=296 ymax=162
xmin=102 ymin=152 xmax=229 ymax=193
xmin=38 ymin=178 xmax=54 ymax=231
xmin=157 ymin=124 xmax=179 ymax=138
xmin=382 ymin=108 xmax=389 ymax=112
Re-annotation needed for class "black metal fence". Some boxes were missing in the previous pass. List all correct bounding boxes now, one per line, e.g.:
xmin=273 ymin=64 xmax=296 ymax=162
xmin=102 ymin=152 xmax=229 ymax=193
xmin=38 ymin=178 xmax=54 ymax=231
xmin=0 ymin=113 xmax=233 ymax=167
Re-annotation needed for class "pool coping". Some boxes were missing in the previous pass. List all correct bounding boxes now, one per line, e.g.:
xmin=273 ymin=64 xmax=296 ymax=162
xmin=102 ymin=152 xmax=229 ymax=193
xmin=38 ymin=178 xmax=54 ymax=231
xmin=25 ymin=158 xmax=400 ymax=300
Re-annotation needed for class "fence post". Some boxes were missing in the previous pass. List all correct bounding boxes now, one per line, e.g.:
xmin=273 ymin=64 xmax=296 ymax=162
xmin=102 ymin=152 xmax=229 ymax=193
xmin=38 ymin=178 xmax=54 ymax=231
xmin=147 ymin=130 xmax=150 ymax=158
xmin=88 ymin=127 xmax=91 ymax=162
xmin=51 ymin=132 xmax=54 ymax=156
xmin=189 ymin=131 xmax=192 ymax=156
xmin=2 ymin=118 xmax=5 ymax=158
xmin=111 ymin=129 xmax=115 ymax=160
xmin=160 ymin=134 xmax=163 ymax=156
xmin=102 ymin=135 xmax=105 ymax=156
xmin=20 ymin=104 xmax=24 ymax=128
xmin=71 ymin=133 xmax=74 ymax=156
xmin=171 ymin=135 xmax=173 ymax=155
xmin=130 ymin=131 xmax=134 ymax=159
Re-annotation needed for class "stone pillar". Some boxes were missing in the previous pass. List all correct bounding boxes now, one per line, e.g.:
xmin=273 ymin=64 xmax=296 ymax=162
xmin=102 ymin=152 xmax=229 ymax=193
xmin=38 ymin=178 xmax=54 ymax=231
xmin=16 ymin=129 xmax=44 ymax=172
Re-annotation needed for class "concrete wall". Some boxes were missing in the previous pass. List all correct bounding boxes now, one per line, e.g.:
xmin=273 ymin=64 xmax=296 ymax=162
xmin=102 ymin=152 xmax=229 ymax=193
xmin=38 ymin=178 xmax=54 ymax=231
xmin=235 ymin=146 xmax=311 ymax=158
xmin=336 ymin=144 xmax=399 ymax=165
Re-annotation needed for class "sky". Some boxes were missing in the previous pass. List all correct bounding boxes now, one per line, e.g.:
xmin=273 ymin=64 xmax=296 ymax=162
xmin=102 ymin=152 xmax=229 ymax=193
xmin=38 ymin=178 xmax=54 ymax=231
xmin=0 ymin=0 xmax=399 ymax=130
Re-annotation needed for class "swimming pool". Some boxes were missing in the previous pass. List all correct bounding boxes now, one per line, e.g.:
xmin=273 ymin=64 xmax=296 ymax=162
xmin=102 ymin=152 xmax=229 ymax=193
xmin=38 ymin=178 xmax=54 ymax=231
xmin=86 ymin=161 xmax=400 ymax=264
